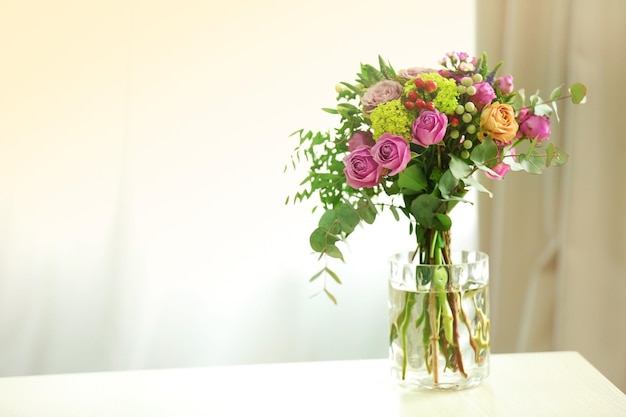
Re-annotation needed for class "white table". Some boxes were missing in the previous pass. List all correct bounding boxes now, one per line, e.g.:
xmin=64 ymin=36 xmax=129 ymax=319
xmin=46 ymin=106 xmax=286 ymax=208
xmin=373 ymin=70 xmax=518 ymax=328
xmin=0 ymin=351 xmax=624 ymax=416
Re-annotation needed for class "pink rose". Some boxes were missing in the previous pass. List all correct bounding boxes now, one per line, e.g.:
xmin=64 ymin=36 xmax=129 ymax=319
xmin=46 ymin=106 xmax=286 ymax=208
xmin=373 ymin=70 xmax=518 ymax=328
xmin=520 ymin=114 xmax=551 ymax=143
xmin=343 ymin=146 xmax=383 ymax=188
xmin=496 ymin=75 xmax=514 ymax=95
xmin=347 ymin=131 xmax=375 ymax=151
xmin=486 ymin=147 xmax=515 ymax=180
xmin=485 ymin=162 xmax=511 ymax=180
xmin=469 ymin=82 xmax=496 ymax=110
xmin=411 ymin=110 xmax=448 ymax=147
xmin=362 ymin=80 xmax=404 ymax=114
xmin=371 ymin=133 xmax=411 ymax=176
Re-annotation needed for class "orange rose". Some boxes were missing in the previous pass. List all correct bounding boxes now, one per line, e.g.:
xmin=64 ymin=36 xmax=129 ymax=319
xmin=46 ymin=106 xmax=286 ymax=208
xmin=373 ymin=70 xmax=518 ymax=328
xmin=479 ymin=103 xmax=519 ymax=143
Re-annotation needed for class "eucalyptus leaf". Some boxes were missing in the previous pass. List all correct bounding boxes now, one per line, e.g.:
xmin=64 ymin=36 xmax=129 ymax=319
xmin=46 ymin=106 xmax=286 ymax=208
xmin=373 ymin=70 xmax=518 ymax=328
xmin=570 ymin=82 xmax=587 ymax=104
xmin=336 ymin=204 xmax=360 ymax=234
xmin=470 ymin=137 xmax=498 ymax=165
xmin=550 ymin=85 xmax=563 ymax=101
xmin=357 ymin=199 xmax=377 ymax=224
xmin=449 ymin=155 xmax=472 ymax=179
xmin=325 ymin=267 xmax=342 ymax=284
xmin=318 ymin=210 xmax=342 ymax=234
xmin=438 ymin=169 xmax=458 ymax=198
xmin=398 ymin=164 xmax=428 ymax=194
xmin=309 ymin=227 xmax=339 ymax=253
xmin=410 ymin=194 xmax=442 ymax=229
xmin=324 ymin=244 xmax=344 ymax=261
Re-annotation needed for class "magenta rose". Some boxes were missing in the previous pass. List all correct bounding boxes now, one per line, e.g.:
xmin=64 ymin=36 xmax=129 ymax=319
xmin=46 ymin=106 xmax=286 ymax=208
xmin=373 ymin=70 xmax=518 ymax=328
xmin=343 ymin=146 xmax=383 ymax=188
xmin=347 ymin=131 xmax=375 ymax=151
xmin=520 ymin=114 xmax=551 ymax=143
xmin=411 ymin=110 xmax=448 ymax=147
xmin=485 ymin=162 xmax=512 ymax=180
xmin=371 ymin=133 xmax=411 ymax=176
xmin=486 ymin=147 xmax=515 ymax=180
xmin=469 ymin=82 xmax=496 ymax=110
xmin=362 ymin=80 xmax=404 ymax=114
xmin=496 ymin=74 xmax=514 ymax=95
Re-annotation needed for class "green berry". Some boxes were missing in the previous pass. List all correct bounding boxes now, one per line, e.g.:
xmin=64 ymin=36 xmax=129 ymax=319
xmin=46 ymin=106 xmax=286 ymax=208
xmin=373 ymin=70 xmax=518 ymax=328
xmin=462 ymin=113 xmax=473 ymax=123
xmin=461 ymin=77 xmax=473 ymax=87
xmin=463 ymin=139 xmax=473 ymax=149
xmin=455 ymin=105 xmax=465 ymax=115
xmin=466 ymin=124 xmax=477 ymax=134
xmin=466 ymin=85 xmax=477 ymax=96
xmin=464 ymin=102 xmax=476 ymax=113
xmin=457 ymin=85 xmax=467 ymax=94
xmin=450 ymin=130 xmax=460 ymax=139
xmin=460 ymin=150 xmax=470 ymax=159
xmin=472 ymin=74 xmax=483 ymax=83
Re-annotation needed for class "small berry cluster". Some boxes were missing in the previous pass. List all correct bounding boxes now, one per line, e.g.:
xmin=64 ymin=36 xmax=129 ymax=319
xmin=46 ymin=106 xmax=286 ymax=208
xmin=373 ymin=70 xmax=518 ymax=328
xmin=404 ymin=77 xmax=438 ymax=111
xmin=450 ymin=74 xmax=485 ymax=159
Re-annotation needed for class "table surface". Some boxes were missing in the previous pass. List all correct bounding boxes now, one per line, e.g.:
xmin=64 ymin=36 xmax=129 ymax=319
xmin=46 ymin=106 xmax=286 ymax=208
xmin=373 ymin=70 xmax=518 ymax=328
xmin=0 ymin=351 xmax=624 ymax=416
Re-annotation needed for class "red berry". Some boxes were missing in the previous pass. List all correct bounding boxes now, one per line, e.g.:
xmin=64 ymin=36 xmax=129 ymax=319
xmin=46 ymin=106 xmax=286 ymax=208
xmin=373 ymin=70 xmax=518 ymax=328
xmin=414 ymin=78 xmax=425 ymax=89
xmin=450 ymin=115 xmax=459 ymax=126
xmin=425 ymin=80 xmax=438 ymax=93
xmin=415 ymin=99 xmax=426 ymax=109
xmin=426 ymin=101 xmax=435 ymax=111
xmin=404 ymin=101 xmax=415 ymax=110
xmin=407 ymin=91 xmax=418 ymax=102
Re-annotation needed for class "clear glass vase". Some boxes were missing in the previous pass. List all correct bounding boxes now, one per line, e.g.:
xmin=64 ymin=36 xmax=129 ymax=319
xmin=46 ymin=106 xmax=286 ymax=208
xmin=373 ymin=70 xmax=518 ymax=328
xmin=388 ymin=250 xmax=490 ymax=390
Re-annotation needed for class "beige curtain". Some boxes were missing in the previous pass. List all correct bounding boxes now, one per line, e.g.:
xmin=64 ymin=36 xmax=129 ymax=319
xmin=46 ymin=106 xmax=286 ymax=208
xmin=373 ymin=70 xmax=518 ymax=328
xmin=477 ymin=0 xmax=626 ymax=391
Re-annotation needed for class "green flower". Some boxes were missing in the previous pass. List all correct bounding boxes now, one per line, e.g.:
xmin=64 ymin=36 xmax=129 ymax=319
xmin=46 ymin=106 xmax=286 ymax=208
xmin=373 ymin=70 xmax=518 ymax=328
xmin=404 ymin=73 xmax=459 ymax=115
xmin=370 ymin=99 xmax=413 ymax=140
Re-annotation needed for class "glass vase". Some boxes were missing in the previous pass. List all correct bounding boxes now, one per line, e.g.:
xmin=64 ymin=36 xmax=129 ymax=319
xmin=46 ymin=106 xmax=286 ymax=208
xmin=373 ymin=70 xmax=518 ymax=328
xmin=388 ymin=250 xmax=490 ymax=390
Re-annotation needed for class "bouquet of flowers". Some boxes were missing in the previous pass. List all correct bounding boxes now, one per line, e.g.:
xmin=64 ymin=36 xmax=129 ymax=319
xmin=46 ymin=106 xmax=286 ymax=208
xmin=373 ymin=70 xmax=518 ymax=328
xmin=287 ymin=52 xmax=585 ymax=385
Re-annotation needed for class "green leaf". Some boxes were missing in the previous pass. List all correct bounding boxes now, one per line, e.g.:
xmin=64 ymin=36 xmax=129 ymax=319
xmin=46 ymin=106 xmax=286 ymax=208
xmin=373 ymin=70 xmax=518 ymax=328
xmin=325 ymin=267 xmax=342 ymax=284
xmin=434 ymin=213 xmax=452 ymax=231
xmin=545 ymin=143 xmax=555 ymax=166
xmin=336 ymin=204 xmax=360 ymax=234
xmin=309 ymin=268 xmax=326 ymax=282
xmin=309 ymin=227 xmax=339 ymax=253
xmin=519 ymin=151 xmax=545 ymax=174
xmin=470 ymin=137 xmax=498 ymax=165
xmin=449 ymin=155 xmax=472 ymax=179
xmin=357 ymin=198 xmax=377 ymax=224
xmin=464 ymin=175 xmax=493 ymax=197
xmin=550 ymin=85 xmax=563 ymax=101
xmin=321 ymin=107 xmax=339 ymax=114
xmin=549 ymin=145 xmax=569 ymax=166
xmin=397 ymin=164 xmax=428 ymax=194
xmin=324 ymin=244 xmax=344 ymax=261
xmin=389 ymin=205 xmax=400 ymax=221
xmin=569 ymin=82 xmax=587 ymax=104
xmin=511 ymin=90 xmax=524 ymax=111
xmin=410 ymin=194 xmax=441 ymax=229
xmin=438 ymin=169 xmax=458 ymax=198
xmin=318 ymin=210 xmax=342 ymax=234
xmin=324 ymin=288 xmax=338 ymax=305
xmin=533 ymin=103 xmax=552 ymax=117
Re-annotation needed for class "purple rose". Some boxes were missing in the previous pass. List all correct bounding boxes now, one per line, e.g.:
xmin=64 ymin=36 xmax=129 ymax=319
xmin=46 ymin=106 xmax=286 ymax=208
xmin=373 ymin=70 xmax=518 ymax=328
xmin=411 ymin=110 xmax=448 ymax=147
xmin=362 ymin=80 xmax=404 ymax=114
xmin=469 ymin=82 xmax=496 ymax=110
xmin=343 ymin=146 xmax=383 ymax=189
xmin=398 ymin=67 xmax=436 ymax=80
xmin=496 ymin=75 xmax=514 ymax=95
xmin=347 ymin=131 xmax=375 ymax=152
xmin=520 ymin=114 xmax=551 ymax=143
xmin=371 ymin=133 xmax=411 ymax=176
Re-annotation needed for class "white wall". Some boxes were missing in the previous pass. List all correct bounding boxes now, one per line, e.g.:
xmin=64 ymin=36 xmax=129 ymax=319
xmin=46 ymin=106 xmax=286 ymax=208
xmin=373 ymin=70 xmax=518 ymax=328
xmin=0 ymin=0 xmax=476 ymax=375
